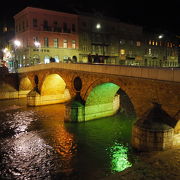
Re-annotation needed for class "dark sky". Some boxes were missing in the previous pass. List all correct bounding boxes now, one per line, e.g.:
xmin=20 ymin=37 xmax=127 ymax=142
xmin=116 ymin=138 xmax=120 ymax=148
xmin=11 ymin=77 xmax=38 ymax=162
xmin=1 ymin=0 xmax=180 ymax=34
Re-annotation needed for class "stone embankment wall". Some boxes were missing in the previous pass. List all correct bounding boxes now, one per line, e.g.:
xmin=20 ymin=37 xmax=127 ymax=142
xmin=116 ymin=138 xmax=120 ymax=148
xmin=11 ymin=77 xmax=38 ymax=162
xmin=0 ymin=73 xmax=19 ymax=99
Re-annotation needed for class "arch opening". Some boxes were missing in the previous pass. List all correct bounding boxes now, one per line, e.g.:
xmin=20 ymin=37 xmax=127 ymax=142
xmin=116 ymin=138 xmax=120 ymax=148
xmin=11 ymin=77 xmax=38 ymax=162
xmin=85 ymin=82 xmax=135 ymax=121
xmin=41 ymin=74 xmax=66 ymax=96
xmin=19 ymin=76 xmax=33 ymax=98
xmin=27 ymin=74 xmax=71 ymax=106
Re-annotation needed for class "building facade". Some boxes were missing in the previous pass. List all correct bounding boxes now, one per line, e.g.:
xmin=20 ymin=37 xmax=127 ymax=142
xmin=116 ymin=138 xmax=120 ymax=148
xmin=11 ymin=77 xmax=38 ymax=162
xmin=13 ymin=7 xmax=79 ymax=66
xmin=11 ymin=7 xmax=179 ymax=67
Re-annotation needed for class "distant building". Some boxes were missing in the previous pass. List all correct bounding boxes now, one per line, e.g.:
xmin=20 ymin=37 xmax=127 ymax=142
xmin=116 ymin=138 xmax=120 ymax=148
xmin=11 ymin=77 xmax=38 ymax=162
xmin=0 ymin=24 xmax=14 ymax=59
xmin=12 ymin=7 xmax=179 ymax=67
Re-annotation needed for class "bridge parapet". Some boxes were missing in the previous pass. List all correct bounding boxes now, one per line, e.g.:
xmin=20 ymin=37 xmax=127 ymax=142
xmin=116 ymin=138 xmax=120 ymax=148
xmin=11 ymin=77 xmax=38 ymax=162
xmin=18 ymin=63 xmax=180 ymax=82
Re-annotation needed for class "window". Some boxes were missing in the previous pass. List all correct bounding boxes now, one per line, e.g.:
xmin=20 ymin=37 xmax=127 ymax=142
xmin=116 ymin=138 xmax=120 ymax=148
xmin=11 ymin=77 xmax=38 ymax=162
xmin=120 ymin=40 xmax=125 ymax=45
xmin=149 ymin=48 xmax=151 ymax=55
xmin=72 ymin=40 xmax=76 ymax=49
xmin=136 ymin=41 xmax=141 ymax=46
xmin=22 ymin=21 xmax=25 ymax=31
xmin=44 ymin=37 xmax=49 ymax=47
xmin=26 ymin=20 xmax=28 ymax=28
xmin=44 ymin=55 xmax=50 ymax=64
xmin=63 ymin=39 xmax=68 ymax=48
xmin=54 ymin=38 xmax=58 ymax=48
xmin=63 ymin=23 xmax=67 ymax=32
xmin=54 ymin=56 xmax=60 ymax=62
xmin=33 ymin=18 xmax=37 ymax=27
xmin=120 ymin=49 xmax=125 ymax=55
xmin=43 ymin=20 xmax=48 ymax=27
xmin=19 ymin=24 xmax=21 ymax=32
xmin=3 ymin=27 xmax=8 ymax=32
xmin=43 ymin=20 xmax=49 ymax=31
xmin=72 ymin=24 xmax=76 ymax=32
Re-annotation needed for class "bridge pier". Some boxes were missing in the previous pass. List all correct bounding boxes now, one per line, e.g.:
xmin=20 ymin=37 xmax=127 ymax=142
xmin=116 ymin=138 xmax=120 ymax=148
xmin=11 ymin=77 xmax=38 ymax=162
xmin=27 ymin=88 xmax=71 ymax=106
xmin=132 ymin=103 xmax=180 ymax=151
xmin=65 ymin=95 xmax=120 ymax=122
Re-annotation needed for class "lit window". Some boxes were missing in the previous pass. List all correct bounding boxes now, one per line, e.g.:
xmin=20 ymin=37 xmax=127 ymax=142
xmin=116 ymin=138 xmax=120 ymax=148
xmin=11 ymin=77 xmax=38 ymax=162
xmin=120 ymin=49 xmax=125 ymax=55
xmin=152 ymin=41 xmax=155 ymax=45
xmin=3 ymin=27 xmax=8 ymax=32
xmin=44 ymin=55 xmax=50 ymax=64
xmin=54 ymin=56 xmax=59 ymax=62
xmin=149 ymin=40 xmax=151 ymax=45
xmin=156 ymin=41 xmax=158 ymax=46
xmin=63 ymin=39 xmax=68 ymax=48
xmin=72 ymin=40 xmax=76 ymax=49
xmin=44 ymin=37 xmax=49 ymax=47
xmin=136 ymin=41 xmax=141 ymax=46
xmin=149 ymin=48 xmax=151 ymax=55
xmin=120 ymin=40 xmax=125 ymax=45
xmin=54 ymin=38 xmax=58 ymax=48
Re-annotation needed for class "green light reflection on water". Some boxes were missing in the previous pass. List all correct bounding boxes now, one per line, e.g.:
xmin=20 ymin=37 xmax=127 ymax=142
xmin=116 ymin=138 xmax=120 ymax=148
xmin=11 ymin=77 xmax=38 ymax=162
xmin=109 ymin=142 xmax=132 ymax=172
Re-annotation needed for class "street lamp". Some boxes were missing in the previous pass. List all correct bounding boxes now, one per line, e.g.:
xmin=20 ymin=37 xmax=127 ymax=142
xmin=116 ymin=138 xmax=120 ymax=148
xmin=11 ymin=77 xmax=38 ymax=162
xmin=158 ymin=34 xmax=164 ymax=39
xmin=34 ymin=41 xmax=41 ymax=48
xmin=13 ymin=40 xmax=21 ymax=71
xmin=96 ymin=23 xmax=101 ymax=30
xmin=95 ymin=22 xmax=105 ymax=63
xmin=34 ymin=41 xmax=41 ymax=65
xmin=14 ymin=40 xmax=21 ymax=47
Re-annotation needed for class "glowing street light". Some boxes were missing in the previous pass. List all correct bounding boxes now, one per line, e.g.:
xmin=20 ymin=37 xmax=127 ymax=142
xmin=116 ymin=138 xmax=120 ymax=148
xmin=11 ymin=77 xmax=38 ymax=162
xmin=96 ymin=23 xmax=101 ymax=29
xmin=14 ymin=40 xmax=21 ymax=47
xmin=13 ymin=40 xmax=21 ymax=71
xmin=158 ymin=34 xmax=164 ymax=39
xmin=34 ymin=41 xmax=41 ymax=48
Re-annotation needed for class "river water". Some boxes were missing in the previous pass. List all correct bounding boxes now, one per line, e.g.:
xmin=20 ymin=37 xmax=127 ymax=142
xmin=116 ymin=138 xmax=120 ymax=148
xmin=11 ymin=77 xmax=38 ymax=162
xmin=0 ymin=99 xmax=137 ymax=180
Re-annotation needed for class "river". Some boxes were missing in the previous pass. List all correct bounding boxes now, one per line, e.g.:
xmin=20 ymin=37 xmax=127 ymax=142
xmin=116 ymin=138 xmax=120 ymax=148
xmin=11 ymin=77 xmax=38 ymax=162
xmin=0 ymin=99 xmax=137 ymax=180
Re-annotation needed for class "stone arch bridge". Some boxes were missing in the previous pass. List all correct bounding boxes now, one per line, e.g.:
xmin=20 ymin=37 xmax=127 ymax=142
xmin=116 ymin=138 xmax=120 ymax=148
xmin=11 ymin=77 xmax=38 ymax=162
xmin=16 ymin=63 xmax=180 ymax=150
xmin=17 ymin=63 xmax=180 ymax=120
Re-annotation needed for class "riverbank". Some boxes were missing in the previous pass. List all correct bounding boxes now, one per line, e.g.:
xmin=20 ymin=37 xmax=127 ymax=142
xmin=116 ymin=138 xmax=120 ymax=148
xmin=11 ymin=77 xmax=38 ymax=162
xmin=102 ymin=147 xmax=180 ymax=180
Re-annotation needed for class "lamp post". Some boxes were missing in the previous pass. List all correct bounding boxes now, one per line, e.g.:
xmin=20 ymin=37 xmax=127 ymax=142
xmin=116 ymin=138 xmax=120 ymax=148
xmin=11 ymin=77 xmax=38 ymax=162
xmin=96 ymin=22 xmax=105 ymax=63
xmin=34 ymin=41 xmax=41 ymax=65
xmin=13 ymin=40 xmax=21 ymax=71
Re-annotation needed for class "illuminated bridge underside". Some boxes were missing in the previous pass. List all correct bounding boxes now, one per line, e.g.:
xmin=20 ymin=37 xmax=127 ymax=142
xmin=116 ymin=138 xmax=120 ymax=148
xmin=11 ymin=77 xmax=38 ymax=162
xmin=85 ymin=83 xmax=120 ymax=121
xmin=27 ymin=74 xmax=71 ymax=106
xmin=66 ymin=83 xmax=121 ymax=122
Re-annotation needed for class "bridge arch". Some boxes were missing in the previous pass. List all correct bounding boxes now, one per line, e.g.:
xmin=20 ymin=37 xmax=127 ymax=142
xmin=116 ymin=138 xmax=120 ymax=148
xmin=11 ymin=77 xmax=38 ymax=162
xmin=27 ymin=73 xmax=71 ymax=106
xmin=40 ymin=73 xmax=67 ymax=96
xmin=83 ymin=79 xmax=136 ymax=121
xmin=19 ymin=76 xmax=33 ymax=91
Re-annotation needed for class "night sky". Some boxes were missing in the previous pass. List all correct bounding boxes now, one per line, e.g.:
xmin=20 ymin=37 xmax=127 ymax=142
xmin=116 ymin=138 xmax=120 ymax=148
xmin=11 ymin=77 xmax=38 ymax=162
xmin=1 ymin=0 xmax=180 ymax=34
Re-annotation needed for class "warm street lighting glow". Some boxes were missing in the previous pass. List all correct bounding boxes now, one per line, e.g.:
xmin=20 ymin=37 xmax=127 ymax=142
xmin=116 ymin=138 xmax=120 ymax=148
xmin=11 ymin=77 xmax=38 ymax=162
xmin=158 ymin=34 xmax=164 ymax=39
xmin=14 ymin=40 xmax=21 ymax=47
xmin=34 ymin=41 xmax=41 ymax=48
xmin=96 ymin=23 xmax=101 ymax=29
xmin=2 ymin=48 xmax=8 ymax=53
